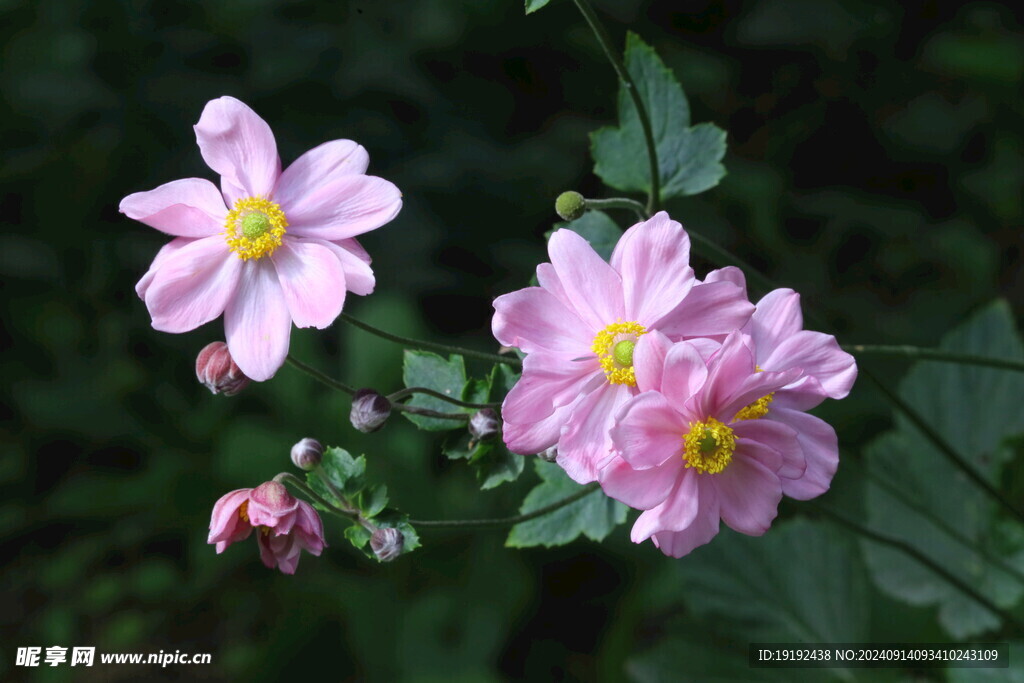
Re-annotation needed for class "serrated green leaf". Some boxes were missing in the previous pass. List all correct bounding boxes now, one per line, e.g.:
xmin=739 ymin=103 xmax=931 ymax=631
xmin=316 ymin=446 xmax=366 ymax=497
xmin=524 ymin=0 xmax=551 ymax=13
xmin=401 ymin=350 xmax=471 ymax=431
xmin=443 ymin=432 xmax=525 ymax=490
xmin=546 ymin=210 xmax=621 ymax=261
xmin=862 ymin=300 xmax=1024 ymax=638
xmin=590 ymin=32 xmax=726 ymax=201
xmin=497 ymin=364 xmax=520 ymax=394
xmin=358 ymin=483 xmax=389 ymax=518
xmin=506 ymin=460 xmax=627 ymax=547
xmin=345 ymin=524 xmax=372 ymax=550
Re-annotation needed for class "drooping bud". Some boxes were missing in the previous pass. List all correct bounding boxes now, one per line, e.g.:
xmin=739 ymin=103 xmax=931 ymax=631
xmin=468 ymin=408 xmax=500 ymax=442
xmin=290 ymin=437 xmax=323 ymax=471
xmin=539 ymin=446 xmax=558 ymax=463
xmin=555 ymin=190 xmax=587 ymax=221
xmin=370 ymin=527 xmax=404 ymax=562
xmin=196 ymin=341 xmax=250 ymax=396
xmin=350 ymin=389 xmax=392 ymax=433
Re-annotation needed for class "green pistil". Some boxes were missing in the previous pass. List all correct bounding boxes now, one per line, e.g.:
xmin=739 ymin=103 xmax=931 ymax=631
xmin=613 ymin=340 xmax=636 ymax=367
xmin=242 ymin=212 xmax=271 ymax=239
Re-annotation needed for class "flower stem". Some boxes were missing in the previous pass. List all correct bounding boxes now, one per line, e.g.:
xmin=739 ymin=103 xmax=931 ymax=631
xmin=845 ymin=345 xmax=1024 ymax=373
xmin=387 ymin=386 xmax=500 ymax=410
xmin=810 ymin=502 xmax=1024 ymax=632
xmin=411 ymin=482 xmax=601 ymax=530
xmin=585 ymin=197 xmax=648 ymax=221
xmin=861 ymin=367 xmax=1024 ymax=526
xmin=393 ymin=403 xmax=471 ymax=422
xmin=285 ymin=355 xmax=355 ymax=395
xmin=571 ymin=0 xmax=660 ymax=214
xmin=340 ymin=313 xmax=521 ymax=367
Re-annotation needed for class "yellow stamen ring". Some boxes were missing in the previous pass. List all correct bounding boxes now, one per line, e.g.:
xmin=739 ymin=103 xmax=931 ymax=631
xmin=591 ymin=321 xmax=647 ymax=386
xmin=224 ymin=196 xmax=288 ymax=260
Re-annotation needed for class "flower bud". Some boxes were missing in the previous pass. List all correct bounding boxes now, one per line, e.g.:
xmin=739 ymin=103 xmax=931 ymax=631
xmin=469 ymin=408 xmax=500 ymax=442
xmin=539 ymin=446 xmax=558 ymax=463
xmin=555 ymin=190 xmax=586 ymax=221
xmin=370 ymin=527 xmax=404 ymax=562
xmin=196 ymin=341 xmax=250 ymax=396
xmin=350 ymin=389 xmax=392 ymax=433
xmin=290 ymin=437 xmax=323 ymax=471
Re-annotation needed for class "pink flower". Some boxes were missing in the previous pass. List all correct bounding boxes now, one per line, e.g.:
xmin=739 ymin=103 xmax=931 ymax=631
xmin=208 ymin=481 xmax=326 ymax=574
xmin=492 ymin=212 xmax=753 ymax=483
xmin=122 ymin=96 xmax=402 ymax=380
xmin=603 ymin=331 xmax=804 ymax=558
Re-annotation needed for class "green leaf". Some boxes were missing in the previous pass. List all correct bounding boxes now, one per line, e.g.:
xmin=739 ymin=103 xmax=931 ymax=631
xmin=309 ymin=446 xmax=366 ymax=500
xmin=401 ymin=350 xmax=471 ymax=431
xmin=547 ymin=210 xmax=621 ymax=261
xmin=443 ymin=430 xmax=525 ymax=490
xmin=590 ymin=32 xmax=727 ymax=201
xmin=506 ymin=460 xmax=627 ymax=547
xmin=524 ymin=0 xmax=551 ymax=14
xmin=344 ymin=524 xmax=372 ymax=550
xmin=862 ymin=300 xmax=1024 ymax=638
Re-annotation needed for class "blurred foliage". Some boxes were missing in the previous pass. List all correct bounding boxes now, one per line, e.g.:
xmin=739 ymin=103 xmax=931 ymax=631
xmin=2 ymin=0 xmax=1023 ymax=680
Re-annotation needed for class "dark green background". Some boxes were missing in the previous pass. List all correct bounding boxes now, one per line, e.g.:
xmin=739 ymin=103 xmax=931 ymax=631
xmin=3 ymin=0 xmax=1021 ymax=680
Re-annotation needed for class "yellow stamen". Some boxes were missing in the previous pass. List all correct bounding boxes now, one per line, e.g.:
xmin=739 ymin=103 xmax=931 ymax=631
xmin=224 ymin=196 xmax=288 ymax=260
xmin=735 ymin=392 xmax=775 ymax=421
xmin=591 ymin=321 xmax=647 ymax=386
xmin=238 ymin=500 xmax=250 ymax=523
xmin=683 ymin=417 xmax=735 ymax=474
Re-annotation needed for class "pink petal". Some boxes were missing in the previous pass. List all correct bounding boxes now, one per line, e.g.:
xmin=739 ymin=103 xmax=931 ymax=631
xmin=608 ymin=212 xmax=695 ymax=326
xmin=194 ymin=96 xmax=280 ymax=202
xmin=748 ymin=288 xmax=803 ymax=356
xmin=144 ymin=236 xmax=241 ymax=333
xmin=659 ymin=341 xmax=709 ymax=415
xmin=633 ymin=330 xmax=674 ymax=393
xmin=283 ymin=175 xmax=402 ymax=240
xmin=600 ymin=455 xmax=679 ymax=510
xmin=769 ymin=407 xmax=839 ymax=500
xmin=697 ymin=333 xmax=800 ymax=420
xmin=733 ymin=419 xmax=804 ymax=480
xmin=271 ymin=238 xmax=347 ymax=329
xmin=609 ymin=391 xmax=686 ymax=470
xmin=547 ymin=229 xmax=625 ymax=330
xmin=275 ymin=139 xmax=370 ymax=208
xmin=502 ymin=353 xmax=603 ymax=423
xmin=763 ymin=330 xmax=858 ymax=400
xmin=557 ymin=383 xmax=633 ymax=484
xmin=208 ymin=489 xmax=253 ymax=544
xmin=657 ymin=279 xmax=754 ymax=339
xmin=631 ymin=470 xmax=701 ymax=540
xmin=136 ymin=238 xmax=191 ymax=299
xmin=502 ymin=402 xmax=574 ymax=455
xmin=119 ymin=178 xmax=228 ymax=237
xmin=492 ymin=287 xmax=594 ymax=355
xmin=300 ymin=238 xmax=376 ymax=296
xmin=651 ymin=507 xmax=721 ymax=558
xmin=224 ymin=259 xmax=292 ymax=381
xmin=536 ymin=262 xmax=575 ymax=312
xmin=703 ymin=266 xmax=747 ymax=300
xmin=714 ymin=451 xmax=782 ymax=535
xmin=336 ymin=237 xmax=370 ymax=263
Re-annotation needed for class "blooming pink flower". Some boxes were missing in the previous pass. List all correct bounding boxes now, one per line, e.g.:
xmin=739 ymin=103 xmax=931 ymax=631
xmin=603 ymin=331 xmax=804 ymax=557
xmin=492 ymin=212 xmax=753 ymax=483
xmin=208 ymin=481 xmax=326 ymax=574
xmin=122 ymin=96 xmax=402 ymax=380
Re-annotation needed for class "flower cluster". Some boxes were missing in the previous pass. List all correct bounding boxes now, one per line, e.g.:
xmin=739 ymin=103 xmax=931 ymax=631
xmin=493 ymin=213 xmax=856 ymax=557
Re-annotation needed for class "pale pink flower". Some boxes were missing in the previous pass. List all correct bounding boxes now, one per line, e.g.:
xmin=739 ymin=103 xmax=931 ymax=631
xmin=603 ymin=331 xmax=803 ymax=558
xmin=207 ymin=481 xmax=326 ymax=574
xmin=492 ymin=212 xmax=753 ymax=483
xmin=122 ymin=96 xmax=402 ymax=380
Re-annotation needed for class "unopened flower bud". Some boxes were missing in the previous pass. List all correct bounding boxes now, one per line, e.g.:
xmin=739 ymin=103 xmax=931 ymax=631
xmin=196 ymin=341 xmax=250 ymax=396
xmin=290 ymin=437 xmax=323 ymax=471
xmin=539 ymin=446 xmax=558 ymax=463
xmin=555 ymin=190 xmax=586 ymax=221
xmin=370 ymin=527 xmax=404 ymax=562
xmin=350 ymin=389 xmax=392 ymax=433
xmin=469 ymin=408 xmax=500 ymax=442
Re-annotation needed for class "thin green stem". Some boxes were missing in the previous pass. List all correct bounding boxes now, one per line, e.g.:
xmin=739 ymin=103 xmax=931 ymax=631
xmin=286 ymin=355 xmax=355 ymax=395
xmin=411 ymin=482 xmax=601 ymax=530
xmin=585 ymin=196 xmax=648 ymax=221
xmin=340 ymin=313 xmax=520 ymax=367
xmin=861 ymin=367 xmax=1024 ymax=525
xmin=392 ymin=403 xmax=471 ymax=421
xmin=387 ymin=386 xmax=499 ymax=410
xmin=572 ymin=0 xmax=660 ymax=213
xmin=846 ymin=345 xmax=1024 ymax=373
xmin=810 ymin=502 xmax=1024 ymax=632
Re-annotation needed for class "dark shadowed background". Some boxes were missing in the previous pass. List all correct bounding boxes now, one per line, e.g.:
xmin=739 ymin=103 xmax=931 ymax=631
xmin=2 ymin=0 xmax=1022 ymax=680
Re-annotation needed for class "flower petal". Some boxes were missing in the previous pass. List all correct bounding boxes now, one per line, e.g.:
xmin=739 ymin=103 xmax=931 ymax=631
xmin=300 ymin=239 xmax=376 ymax=296
xmin=610 ymin=390 xmax=686 ymax=470
xmin=194 ymin=96 xmax=280 ymax=202
xmin=144 ymin=236 xmax=241 ymax=333
xmin=271 ymin=239 xmax=347 ymax=329
xmin=733 ymin=418 xmax=805 ymax=480
xmin=600 ymin=455 xmax=679 ymax=510
xmin=703 ymin=266 xmax=747 ymax=300
xmin=609 ymin=212 xmax=695 ymax=325
xmin=714 ymin=450 xmax=782 ymax=535
xmin=650 ymin=509 xmax=720 ymax=558
xmin=547 ymin=228 xmax=625 ymax=330
xmin=657 ymin=279 xmax=754 ymax=339
xmin=633 ymin=330 xmax=674 ymax=393
xmin=502 ymin=353 xmax=603 ymax=424
xmin=748 ymin=288 xmax=803 ymax=356
xmin=631 ymin=470 xmax=701 ymax=540
xmin=119 ymin=178 xmax=227 ymax=237
xmin=769 ymin=407 xmax=839 ymax=500
xmin=275 ymin=139 xmax=370 ymax=208
xmin=557 ymin=383 xmax=632 ymax=484
xmin=763 ymin=330 xmax=858 ymax=400
xmin=492 ymin=287 xmax=594 ymax=355
xmin=208 ymin=489 xmax=252 ymax=544
xmin=284 ymin=175 xmax=402 ymax=240
xmin=136 ymin=238 xmax=191 ymax=299
xmin=502 ymin=402 xmax=574 ymax=455
xmin=224 ymin=259 xmax=292 ymax=381
xmin=536 ymin=262 xmax=575 ymax=312
xmin=659 ymin=341 xmax=709 ymax=415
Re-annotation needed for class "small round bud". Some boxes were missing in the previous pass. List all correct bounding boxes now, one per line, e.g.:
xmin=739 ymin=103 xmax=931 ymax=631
xmin=555 ymin=191 xmax=586 ymax=221
xmin=468 ymin=408 xmax=500 ymax=442
xmin=196 ymin=341 xmax=250 ymax=396
xmin=350 ymin=389 xmax=392 ymax=433
xmin=539 ymin=446 xmax=558 ymax=463
xmin=290 ymin=437 xmax=323 ymax=471
xmin=370 ymin=527 xmax=404 ymax=562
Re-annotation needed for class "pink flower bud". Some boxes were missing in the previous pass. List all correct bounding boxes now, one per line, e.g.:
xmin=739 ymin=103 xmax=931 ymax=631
xmin=469 ymin=408 xmax=500 ymax=442
xmin=370 ymin=527 xmax=404 ymax=562
xmin=196 ymin=341 xmax=250 ymax=396
xmin=350 ymin=388 xmax=392 ymax=433
xmin=290 ymin=437 xmax=323 ymax=471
